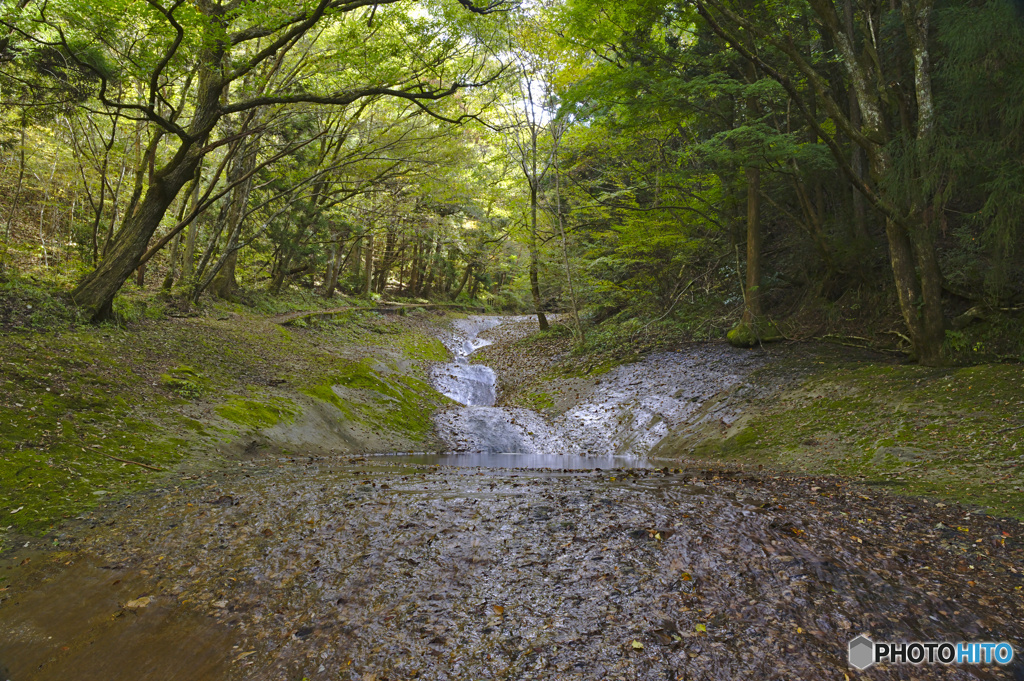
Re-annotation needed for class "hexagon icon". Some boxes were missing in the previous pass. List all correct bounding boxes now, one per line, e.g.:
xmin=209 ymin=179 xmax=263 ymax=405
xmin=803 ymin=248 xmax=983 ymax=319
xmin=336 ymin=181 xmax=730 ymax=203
xmin=848 ymin=635 xmax=875 ymax=670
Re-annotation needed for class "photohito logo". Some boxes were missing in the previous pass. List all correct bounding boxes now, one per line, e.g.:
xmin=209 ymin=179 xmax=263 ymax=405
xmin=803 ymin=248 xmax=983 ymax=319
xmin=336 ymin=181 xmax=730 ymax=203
xmin=848 ymin=635 xmax=1015 ymax=670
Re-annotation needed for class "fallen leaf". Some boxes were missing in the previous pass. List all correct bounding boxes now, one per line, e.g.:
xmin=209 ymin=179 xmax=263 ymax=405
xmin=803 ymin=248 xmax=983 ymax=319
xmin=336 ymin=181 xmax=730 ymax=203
xmin=695 ymin=623 xmax=707 ymax=633
xmin=125 ymin=596 xmax=152 ymax=609
xmin=631 ymin=640 xmax=644 ymax=649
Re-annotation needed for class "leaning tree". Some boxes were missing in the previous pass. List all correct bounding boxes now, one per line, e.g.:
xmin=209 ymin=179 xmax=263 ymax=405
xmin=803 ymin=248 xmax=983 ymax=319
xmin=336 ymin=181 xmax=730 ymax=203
xmin=4 ymin=0 xmax=506 ymax=319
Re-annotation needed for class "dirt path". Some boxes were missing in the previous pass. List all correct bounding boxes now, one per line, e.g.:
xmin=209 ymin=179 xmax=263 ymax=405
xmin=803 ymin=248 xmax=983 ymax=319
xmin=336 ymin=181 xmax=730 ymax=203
xmin=1 ymin=319 xmax=1023 ymax=680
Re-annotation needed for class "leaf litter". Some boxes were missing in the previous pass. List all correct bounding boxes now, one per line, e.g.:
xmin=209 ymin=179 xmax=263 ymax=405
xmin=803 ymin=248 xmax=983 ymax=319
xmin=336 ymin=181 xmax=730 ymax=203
xmin=1 ymin=458 xmax=1019 ymax=680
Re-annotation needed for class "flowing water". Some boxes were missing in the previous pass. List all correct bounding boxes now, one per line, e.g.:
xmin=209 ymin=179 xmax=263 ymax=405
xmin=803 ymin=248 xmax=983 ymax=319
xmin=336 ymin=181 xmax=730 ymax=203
xmin=425 ymin=316 xmax=657 ymax=469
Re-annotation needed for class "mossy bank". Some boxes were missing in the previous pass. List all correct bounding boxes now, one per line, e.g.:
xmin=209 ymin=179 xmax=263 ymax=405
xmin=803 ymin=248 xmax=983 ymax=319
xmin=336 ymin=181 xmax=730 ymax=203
xmin=490 ymin=327 xmax=1024 ymax=520
xmin=0 ymin=300 xmax=453 ymax=542
xmin=650 ymin=346 xmax=1024 ymax=519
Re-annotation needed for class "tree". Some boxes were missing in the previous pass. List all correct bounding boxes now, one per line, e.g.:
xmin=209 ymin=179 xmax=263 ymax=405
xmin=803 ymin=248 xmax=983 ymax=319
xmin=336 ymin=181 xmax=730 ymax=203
xmin=694 ymin=0 xmax=947 ymax=363
xmin=6 ymin=0 xmax=506 ymax=319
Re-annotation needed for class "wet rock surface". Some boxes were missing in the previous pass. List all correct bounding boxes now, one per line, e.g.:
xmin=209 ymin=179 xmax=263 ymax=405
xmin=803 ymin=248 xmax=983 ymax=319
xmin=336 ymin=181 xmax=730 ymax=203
xmin=432 ymin=317 xmax=763 ymax=463
xmin=2 ymin=316 xmax=1023 ymax=680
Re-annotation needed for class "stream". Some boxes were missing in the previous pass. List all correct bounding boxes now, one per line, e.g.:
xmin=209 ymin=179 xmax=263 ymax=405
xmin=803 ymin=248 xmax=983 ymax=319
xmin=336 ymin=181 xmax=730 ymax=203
xmin=411 ymin=316 xmax=656 ymax=470
xmin=1 ymin=317 xmax=1022 ymax=680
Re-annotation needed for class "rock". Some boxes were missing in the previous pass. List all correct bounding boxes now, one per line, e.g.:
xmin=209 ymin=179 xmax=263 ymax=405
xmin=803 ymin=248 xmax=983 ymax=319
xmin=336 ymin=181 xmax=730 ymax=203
xmin=727 ymin=320 xmax=783 ymax=348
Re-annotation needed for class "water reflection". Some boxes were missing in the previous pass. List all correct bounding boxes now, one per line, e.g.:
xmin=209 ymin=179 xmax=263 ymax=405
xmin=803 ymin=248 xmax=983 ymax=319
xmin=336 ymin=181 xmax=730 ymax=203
xmin=375 ymin=451 xmax=655 ymax=469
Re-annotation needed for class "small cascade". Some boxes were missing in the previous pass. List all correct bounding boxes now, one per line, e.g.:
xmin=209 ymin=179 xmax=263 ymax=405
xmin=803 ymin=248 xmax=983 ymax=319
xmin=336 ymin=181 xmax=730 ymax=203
xmin=425 ymin=316 xmax=652 ymax=469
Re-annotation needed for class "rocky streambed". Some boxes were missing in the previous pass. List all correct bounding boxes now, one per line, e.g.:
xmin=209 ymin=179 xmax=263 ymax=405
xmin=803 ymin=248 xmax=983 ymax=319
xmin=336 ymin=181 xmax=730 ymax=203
xmin=1 ymin=316 xmax=1022 ymax=680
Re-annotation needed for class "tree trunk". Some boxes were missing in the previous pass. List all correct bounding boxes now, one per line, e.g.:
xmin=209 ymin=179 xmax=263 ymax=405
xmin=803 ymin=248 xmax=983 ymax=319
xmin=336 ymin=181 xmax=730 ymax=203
xmin=822 ymin=0 xmax=945 ymax=362
xmin=529 ymin=183 xmax=549 ymax=331
xmin=884 ymin=216 xmax=943 ymax=364
xmin=324 ymin=237 xmax=347 ymax=298
xmin=741 ymin=165 xmax=762 ymax=324
xmin=182 ymin=163 xmax=203 ymax=283
xmin=422 ymin=238 xmax=442 ymax=298
xmin=71 ymin=156 xmax=202 ymax=319
xmin=191 ymin=201 xmax=228 ymax=298
xmin=161 ymin=181 xmax=193 ymax=291
xmin=450 ymin=262 xmax=473 ymax=300
xmin=71 ymin=60 xmax=223 ymax=320
xmin=375 ymin=228 xmax=397 ymax=294
xmin=209 ymin=249 xmax=238 ymax=300
xmin=209 ymin=136 xmax=257 ymax=300
xmin=162 ymin=232 xmax=181 ymax=291
xmin=268 ymin=252 xmax=289 ymax=295
xmin=352 ymin=235 xmax=362 ymax=282
xmin=554 ymin=152 xmax=584 ymax=344
xmin=362 ymin=231 xmax=374 ymax=295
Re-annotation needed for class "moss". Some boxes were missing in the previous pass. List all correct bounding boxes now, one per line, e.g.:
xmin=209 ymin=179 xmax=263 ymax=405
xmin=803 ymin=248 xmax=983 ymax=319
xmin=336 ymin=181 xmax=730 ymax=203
xmin=520 ymin=390 xmax=555 ymax=411
xmin=215 ymin=396 xmax=299 ymax=430
xmin=0 ymin=390 xmax=193 ymax=536
xmin=302 ymin=358 xmax=453 ymax=441
xmin=0 ymin=324 xmax=240 ymax=535
xmin=0 ymin=292 xmax=458 ymax=539
xmin=682 ymin=359 xmax=1024 ymax=518
xmin=397 ymin=334 xmax=449 ymax=362
xmin=159 ymin=365 xmax=208 ymax=399
xmin=727 ymin=320 xmax=782 ymax=348
xmin=303 ymin=384 xmax=361 ymax=422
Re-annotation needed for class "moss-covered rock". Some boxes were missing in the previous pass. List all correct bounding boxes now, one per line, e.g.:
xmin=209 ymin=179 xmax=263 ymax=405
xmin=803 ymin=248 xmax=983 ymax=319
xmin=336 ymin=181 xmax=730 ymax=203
xmin=727 ymin=320 xmax=783 ymax=348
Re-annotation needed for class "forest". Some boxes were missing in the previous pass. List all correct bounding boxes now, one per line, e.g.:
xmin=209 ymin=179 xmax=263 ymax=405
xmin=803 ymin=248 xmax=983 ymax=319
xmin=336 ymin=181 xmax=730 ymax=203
xmin=1 ymin=0 xmax=1021 ymax=365
xmin=2 ymin=1 xmax=1024 ymax=678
